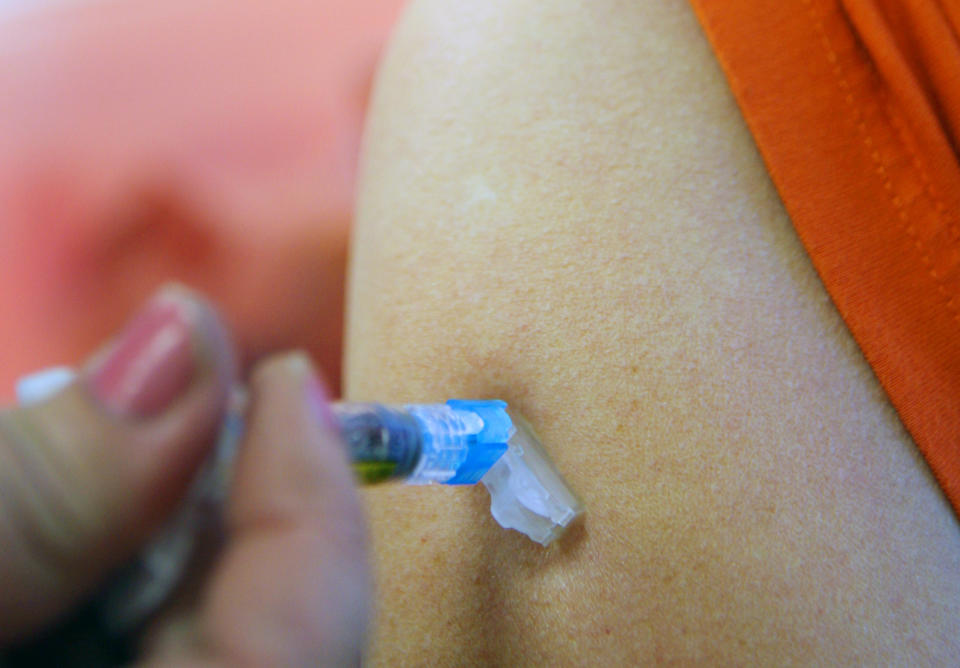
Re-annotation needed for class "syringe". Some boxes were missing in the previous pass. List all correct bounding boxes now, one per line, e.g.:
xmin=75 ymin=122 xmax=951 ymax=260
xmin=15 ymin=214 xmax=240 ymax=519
xmin=333 ymin=399 xmax=514 ymax=485
xmin=15 ymin=369 xmax=585 ymax=634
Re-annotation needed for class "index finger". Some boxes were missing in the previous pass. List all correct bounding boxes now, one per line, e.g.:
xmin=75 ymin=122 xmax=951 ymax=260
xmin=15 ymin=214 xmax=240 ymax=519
xmin=197 ymin=353 xmax=370 ymax=666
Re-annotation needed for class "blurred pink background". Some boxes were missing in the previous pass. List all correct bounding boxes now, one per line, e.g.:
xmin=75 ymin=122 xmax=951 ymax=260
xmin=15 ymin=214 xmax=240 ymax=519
xmin=0 ymin=0 xmax=407 ymax=398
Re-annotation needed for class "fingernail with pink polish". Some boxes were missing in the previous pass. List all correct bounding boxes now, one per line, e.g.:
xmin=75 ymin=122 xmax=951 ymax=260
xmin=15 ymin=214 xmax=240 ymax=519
xmin=86 ymin=291 xmax=198 ymax=418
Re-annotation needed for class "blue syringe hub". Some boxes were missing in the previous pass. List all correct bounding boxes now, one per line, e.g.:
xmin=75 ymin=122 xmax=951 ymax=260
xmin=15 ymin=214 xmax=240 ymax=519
xmin=404 ymin=399 xmax=513 ymax=485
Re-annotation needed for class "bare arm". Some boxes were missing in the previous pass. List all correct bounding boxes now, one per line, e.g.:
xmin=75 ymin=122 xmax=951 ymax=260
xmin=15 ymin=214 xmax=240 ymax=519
xmin=346 ymin=1 xmax=960 ymax=663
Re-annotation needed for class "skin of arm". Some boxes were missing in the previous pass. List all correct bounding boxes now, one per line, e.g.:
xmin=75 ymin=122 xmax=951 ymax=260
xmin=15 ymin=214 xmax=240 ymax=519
xmin=345 ymin=0 xmax=960 ymax=663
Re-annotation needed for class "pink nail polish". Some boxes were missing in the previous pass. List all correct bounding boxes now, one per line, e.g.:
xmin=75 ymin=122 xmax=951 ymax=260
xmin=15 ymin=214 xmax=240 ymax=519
xmin=86 ymin=294 xmax=197 ymax=418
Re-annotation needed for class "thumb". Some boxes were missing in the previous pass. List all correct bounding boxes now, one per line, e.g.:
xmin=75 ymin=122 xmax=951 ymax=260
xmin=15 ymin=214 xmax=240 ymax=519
xmin=0 ymin=284 xmax=236 ymax=644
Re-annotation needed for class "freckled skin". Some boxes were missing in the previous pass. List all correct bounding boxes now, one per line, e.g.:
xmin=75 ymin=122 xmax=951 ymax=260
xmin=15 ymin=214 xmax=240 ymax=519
xmin=347 ymin=0 xmax=960 ymax=664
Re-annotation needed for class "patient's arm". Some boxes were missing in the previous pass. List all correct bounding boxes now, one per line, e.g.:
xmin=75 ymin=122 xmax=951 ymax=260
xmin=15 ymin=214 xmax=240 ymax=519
xmin=345 ymin=0 xmax=960 ymax=663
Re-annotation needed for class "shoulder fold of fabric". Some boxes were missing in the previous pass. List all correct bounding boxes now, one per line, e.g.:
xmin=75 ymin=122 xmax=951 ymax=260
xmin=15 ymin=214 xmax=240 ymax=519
xmin=689 ymin=0 xmax=960 ymax=515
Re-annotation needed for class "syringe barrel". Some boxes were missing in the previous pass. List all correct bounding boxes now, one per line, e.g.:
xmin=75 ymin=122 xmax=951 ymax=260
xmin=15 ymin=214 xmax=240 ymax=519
xmin=331 ymin=403 xmax=422 ymax=483
xmin=331 ymin=400 xmax=513 ymax=485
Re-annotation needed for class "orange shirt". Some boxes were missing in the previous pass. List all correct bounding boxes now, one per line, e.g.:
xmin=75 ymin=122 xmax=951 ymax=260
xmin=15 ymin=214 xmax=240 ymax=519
xmin=690 ymin=0 xmax=960 ymax=514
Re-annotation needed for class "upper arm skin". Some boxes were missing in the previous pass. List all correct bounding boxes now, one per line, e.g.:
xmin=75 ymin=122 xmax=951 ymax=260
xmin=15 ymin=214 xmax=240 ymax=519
xmin=345 ymin=0 xmax=960 ymax=663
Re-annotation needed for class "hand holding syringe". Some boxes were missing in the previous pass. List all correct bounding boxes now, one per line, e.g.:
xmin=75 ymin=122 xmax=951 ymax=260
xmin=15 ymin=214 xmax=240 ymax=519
xmin=0 ymin=287 xmax=582 ymax=666
xmin=16 ymin=371 xmax=584 ymax=635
